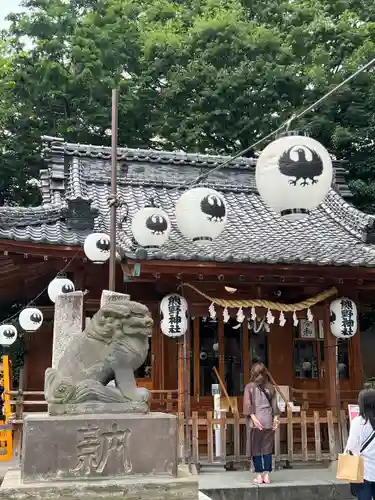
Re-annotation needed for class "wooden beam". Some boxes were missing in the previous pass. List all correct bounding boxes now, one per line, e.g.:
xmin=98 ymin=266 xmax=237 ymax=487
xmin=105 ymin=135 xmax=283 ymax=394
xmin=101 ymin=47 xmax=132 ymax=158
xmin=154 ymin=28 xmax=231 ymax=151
xmin=132 ymin=259 xmax=375 ymax=280
xmin=0 ymin=240 xmax=82 ymax=258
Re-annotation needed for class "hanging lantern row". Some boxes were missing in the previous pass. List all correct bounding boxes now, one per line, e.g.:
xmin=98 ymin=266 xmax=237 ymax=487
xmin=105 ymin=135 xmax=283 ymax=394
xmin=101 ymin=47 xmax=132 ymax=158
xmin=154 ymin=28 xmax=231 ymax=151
xmin=83 ymin=134 xmax=333 ymax=262
xmin=207 ymin=296 xmax=358 ymax=338
xmin=0 ymin=276 xmax=78 ymax=344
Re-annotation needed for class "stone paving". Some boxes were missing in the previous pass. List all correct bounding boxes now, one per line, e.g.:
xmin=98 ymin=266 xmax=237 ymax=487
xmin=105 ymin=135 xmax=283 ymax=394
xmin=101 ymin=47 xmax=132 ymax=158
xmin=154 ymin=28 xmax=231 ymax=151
xmin=199 ymin=466 xmax=353 ymax=500
xmin=0 ymin=461 xmax=353 ymax=499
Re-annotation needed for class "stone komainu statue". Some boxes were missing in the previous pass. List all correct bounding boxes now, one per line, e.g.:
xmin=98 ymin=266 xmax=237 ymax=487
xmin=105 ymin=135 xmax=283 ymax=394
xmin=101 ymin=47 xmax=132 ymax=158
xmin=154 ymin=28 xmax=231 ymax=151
xmin=45 ymin=300 xmax=153 ymax=414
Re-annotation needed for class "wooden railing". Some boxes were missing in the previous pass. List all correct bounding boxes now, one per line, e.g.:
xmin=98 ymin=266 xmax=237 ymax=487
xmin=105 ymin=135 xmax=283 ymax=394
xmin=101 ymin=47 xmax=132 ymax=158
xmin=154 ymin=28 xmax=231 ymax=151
xmin=6 ymin=389 xmax=349 ymax=466
xmin=177 ymin=408 xmax=348 ymax=467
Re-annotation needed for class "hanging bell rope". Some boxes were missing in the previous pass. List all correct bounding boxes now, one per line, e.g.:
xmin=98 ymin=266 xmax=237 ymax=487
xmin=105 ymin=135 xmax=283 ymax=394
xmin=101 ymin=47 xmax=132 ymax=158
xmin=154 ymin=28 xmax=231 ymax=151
xmin=183 ymin=284 xmax=337 ymax=312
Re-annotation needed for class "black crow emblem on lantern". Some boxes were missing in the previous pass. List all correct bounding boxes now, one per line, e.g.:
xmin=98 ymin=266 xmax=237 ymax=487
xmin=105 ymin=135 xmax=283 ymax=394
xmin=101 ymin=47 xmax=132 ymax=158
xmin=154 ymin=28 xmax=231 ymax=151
xmin=330 ymin=310 xmax=336 ymax=323
xmin=30 ymin=312 xmax=42 ymax=324
xmin=200 ymin=194 xmax=226 ymax=222
xmin=3 ymin=328 xmax=15 ymax=340
xmin=145 ymin=214 xmax=168 ymax=235
xmin=278 ymin=146 xmax=323 ymax=186
xmin=96 ymin=238 xmax=110 ymax=253
xmin=62 ymin=283 xmax=74 ymax=294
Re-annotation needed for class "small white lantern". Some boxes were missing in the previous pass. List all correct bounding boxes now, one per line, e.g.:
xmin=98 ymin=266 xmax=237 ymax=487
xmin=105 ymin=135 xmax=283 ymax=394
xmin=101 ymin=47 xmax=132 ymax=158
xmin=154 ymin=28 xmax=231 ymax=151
xmin=0 ymin=325 xmax=17 ymax=346
xmin=84 ymin=233 xmax=110 ymax=263
xmin=48 ymin=277 xmax=75 ymax=303
xmin=160 ymin=293 xmax=188 ymax=338
xmin=256 ymin=135 xmax=333 ymax=220
xmin=19 ymin=307 xmax=43 ymax=332
xmin=175 ymin=187 xmax=227 ymax=244
xmin=330 ymin=297 xmax=358 ymax=339
xmin=131 ymin=201 xmax=171 ymax=249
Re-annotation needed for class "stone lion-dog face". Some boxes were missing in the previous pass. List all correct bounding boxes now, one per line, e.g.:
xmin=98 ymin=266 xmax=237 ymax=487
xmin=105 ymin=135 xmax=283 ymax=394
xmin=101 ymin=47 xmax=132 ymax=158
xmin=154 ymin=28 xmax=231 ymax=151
xmin=45 ymin=300 xmax=154 ymax=410
xmin=85 ymin=301 xmax=153 ymax=369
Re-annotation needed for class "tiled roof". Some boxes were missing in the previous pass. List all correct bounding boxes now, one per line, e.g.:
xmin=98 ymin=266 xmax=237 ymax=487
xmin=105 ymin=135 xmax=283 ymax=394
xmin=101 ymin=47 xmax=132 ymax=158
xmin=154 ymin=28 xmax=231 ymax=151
xmin=0 ymin=136 xmax=375 ymax=267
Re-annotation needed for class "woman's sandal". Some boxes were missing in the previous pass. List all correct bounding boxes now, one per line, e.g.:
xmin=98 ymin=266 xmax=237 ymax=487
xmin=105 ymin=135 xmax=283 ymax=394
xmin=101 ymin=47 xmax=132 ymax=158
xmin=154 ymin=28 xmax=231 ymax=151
xmin=253 ymin=477 xmax=264 ymax=485
xmin=263 ymin=474 xmax=271 ymax=484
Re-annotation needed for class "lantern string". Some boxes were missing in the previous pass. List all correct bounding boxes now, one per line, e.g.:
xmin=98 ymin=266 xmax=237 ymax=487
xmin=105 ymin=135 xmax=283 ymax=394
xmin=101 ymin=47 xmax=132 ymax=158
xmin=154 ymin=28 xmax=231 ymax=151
xmin=0 ymin=250 xmax=81 ymax=326
xmin=183 ymin=283 xmax=338 ymax=312
xmin=166 ymin=54 xmax=375 ymax=192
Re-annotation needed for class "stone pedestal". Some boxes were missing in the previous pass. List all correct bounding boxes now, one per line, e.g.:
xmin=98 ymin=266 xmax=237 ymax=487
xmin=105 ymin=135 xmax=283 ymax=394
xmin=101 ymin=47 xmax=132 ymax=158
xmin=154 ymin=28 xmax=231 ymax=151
xmin=1 ymin=470 xmax=198 ymax=500
xmin=0 ymin=412 xmax=198 ymax=500
xmin=22 ymin=412 xmax=177 ymax=482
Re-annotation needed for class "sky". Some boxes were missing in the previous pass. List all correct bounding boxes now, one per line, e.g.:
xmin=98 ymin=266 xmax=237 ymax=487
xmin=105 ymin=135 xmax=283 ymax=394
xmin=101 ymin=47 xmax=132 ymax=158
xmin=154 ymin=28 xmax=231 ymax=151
xmin=0 ymin=0 xmax=22 ymax=27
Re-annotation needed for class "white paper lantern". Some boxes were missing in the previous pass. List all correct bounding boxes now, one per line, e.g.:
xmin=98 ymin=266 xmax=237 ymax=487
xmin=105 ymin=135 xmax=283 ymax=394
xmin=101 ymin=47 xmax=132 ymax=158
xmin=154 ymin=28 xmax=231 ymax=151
xmin=19 ymin=307 xmax=43 ymax=332
xmin=256 ymin=135 xmax=333 ymax=220
xmin=0 ymin=325 xmax=17 ymax=346
xmin=48 ymin=277 xmax=75 ymax=303
xmin=131 ymin=203 xmax=171 ymax=249
xmin=84 ymin=233 xmax=110 ymax=263
xmin=330 ymin=297 xmax=358 ymax=339
xmin=175 ymin=187 xmax=227 ymax=244
xmin=338 ymin=362 xmax=347 ymax=374
xmin=302 ymin=361 xmax=312 ymax=372
xmin=160 ymin=294 xmax=188 ymax=338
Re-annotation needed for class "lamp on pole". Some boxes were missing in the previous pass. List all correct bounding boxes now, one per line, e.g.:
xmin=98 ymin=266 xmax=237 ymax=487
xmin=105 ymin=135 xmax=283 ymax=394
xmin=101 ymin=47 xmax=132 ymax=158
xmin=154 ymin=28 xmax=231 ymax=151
xmin=109 ymin=88 xmax=119 ymax=291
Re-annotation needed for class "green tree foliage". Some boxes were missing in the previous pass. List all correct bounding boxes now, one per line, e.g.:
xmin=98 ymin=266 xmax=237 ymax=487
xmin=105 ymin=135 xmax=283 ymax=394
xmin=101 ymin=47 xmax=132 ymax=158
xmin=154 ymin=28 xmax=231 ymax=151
xmin=1 ymin=0 xmax=375 ymax=210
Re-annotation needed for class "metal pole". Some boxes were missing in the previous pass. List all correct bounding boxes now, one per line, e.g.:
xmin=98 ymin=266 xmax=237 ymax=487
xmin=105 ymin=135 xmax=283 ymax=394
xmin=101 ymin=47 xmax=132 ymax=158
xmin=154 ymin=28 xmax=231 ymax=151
xmin=109 ymin=88 xmax=119 ymax=291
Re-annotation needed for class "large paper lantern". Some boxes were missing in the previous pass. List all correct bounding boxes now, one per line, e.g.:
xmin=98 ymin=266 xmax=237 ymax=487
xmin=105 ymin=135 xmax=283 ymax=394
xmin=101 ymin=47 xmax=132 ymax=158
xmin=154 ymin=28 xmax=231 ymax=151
xmin=330 ymin=297 xmax=357 ymax=339
xmin=84 ymin=233 xmax=110 ymax=263
xmin=131 ymin=202 xmax=171 ymax=249
xmin=0 ymin=325 xmax=17 ymax=346
xmin=160 ymin=293 xmax=188 ymax=338
xmin=19 ymin=307 xmax=43 ymax=332
xmin=48 ymin=277 xmax=75 ymax=303
xmin=256 ymin=135 xmax=333 ymax=220
xmin=175 ymin=187 xmax=227 ymax=243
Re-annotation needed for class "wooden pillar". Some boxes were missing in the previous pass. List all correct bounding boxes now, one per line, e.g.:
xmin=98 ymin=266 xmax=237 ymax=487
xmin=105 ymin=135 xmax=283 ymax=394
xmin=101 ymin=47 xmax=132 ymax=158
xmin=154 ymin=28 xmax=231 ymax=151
xmin=186 ymin=321 xmax=191 ymax=399
xmin=243 ymin=319 xmax=250 ymax=386
xmin=178 ymin=340 xmax=184 ymax=414
xmin=218 ymin=311 xmax=225 ymax=384
xmin=350 ymin=294 xmax=364 ymax=390
xmin=350 ymin=327 xmax=363 ymax=390
xmin=151 ymin=313 xmax=159 ymax=391
xmin=193 ymin=317 xmax=200 ymax=398
xmin=324 ymin=305 xmax=340 ymax=415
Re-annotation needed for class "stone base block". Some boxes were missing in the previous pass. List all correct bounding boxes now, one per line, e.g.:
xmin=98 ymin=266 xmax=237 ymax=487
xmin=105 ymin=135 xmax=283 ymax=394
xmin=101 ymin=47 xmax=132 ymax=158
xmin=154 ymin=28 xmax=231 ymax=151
xmin=22 ymin=412 xmax=177 ymax=482
xmin=1 ymin=469 xmax=198 ymax=500
xmin=48 ymin=401 xmax=149 ymax=416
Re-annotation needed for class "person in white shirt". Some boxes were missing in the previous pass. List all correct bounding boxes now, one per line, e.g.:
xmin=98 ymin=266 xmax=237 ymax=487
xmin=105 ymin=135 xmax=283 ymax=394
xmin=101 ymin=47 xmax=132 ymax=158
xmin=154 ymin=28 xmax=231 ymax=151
xmin=345 ymin=389 xmax=375 ymax=500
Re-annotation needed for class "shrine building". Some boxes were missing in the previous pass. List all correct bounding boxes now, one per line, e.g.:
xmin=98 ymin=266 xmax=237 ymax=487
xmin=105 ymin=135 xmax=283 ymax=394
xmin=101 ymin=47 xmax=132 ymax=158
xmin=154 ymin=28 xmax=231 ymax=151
xmin=0 ymin=135 xmax=375 ymax=414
